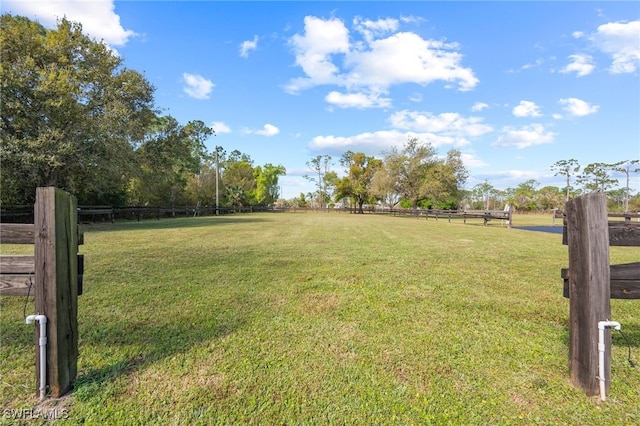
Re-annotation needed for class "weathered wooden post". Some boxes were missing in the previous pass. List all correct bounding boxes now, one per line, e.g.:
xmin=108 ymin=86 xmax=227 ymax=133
xmin=34 ymin=187 xmax=79 ymax=398
xmin=566 ymin=192 xmax=611 ymax=396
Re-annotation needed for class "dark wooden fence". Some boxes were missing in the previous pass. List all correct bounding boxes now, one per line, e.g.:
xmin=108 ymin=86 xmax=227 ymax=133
xmin=1 ymin=204 xmax=262 ymax=223
xmin=2 ymin=204 xmax=514 ymax=226
xmin=0 ymin=187 xmax=83 ymax=398
xmin=560 ymin=192 xmax=640 ymax=396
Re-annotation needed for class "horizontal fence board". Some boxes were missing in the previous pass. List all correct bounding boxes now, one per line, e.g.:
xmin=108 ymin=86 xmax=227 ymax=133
xmin=561 ymin=262 xmax=640 ymax=299
xmin=610 ymin=262 xmax=640 ymax=279
xmin=563 ymin=279 xmax=640 ymax=300
xmin=1 ymin=254 xmax=36 ymax=296
xmin=562 ymin=221 xmax=640 ymax=246
xmin=0 ymin=254 xmax=84 ymax=297
xmin=609 ymin=222 xmax=640 ymax=246
xmin=0 ymin=275 xmax=34 ymax=296
xmin=0 ymin=223 xmax=34 ymax=244
xmin=0 ymin=224 xmax=83 ymax=246
xmin=0 ymin=255 xmax=35 ymax=273
xmin=610 ymin=279 xmax=640 ymax=299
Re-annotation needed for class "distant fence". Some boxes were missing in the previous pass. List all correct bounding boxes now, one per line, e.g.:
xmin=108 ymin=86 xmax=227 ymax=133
xmin=559 ymin=192 xmax=640 ymax=396
xmin=2 ymin=204 xmax=514 ymax=226
xmin=1 ymin=205 xmax=263 ymax=223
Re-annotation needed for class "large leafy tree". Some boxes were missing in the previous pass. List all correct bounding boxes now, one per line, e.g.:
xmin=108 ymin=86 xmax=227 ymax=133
xmin=335 ymin=151 xmax=382 ymax=214
xmin=536 ymin=185 xmax=563 ymax=210
xmin=221 ymin=151 xmax=255 ymax=206
xmin=129 ymin=117 xmax=210 ymax=206
xmin=255 ymin=163 xmax=286 ymax=205
xmin=513 ymin=179 xmax=540 ymax=211
xmin=370 ymin=163 xmax=401 ymax=210
xmin=422 ymin=149 xmax=469 ymax=209
xmin=384 ymin=137 xmax=438 ymax=210
xmin=0 ymin=15 xmax=156 ymax=204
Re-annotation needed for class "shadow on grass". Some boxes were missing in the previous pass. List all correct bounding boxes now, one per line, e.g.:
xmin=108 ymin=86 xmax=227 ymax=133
xmin=72 ymin=302 xmax=252 ymax=400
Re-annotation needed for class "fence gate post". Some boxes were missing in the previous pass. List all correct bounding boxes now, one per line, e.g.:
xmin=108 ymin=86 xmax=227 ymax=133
xmin=34 ymin=187 xmax=79 ymax=398
xmin=566 ymin=192 xmax=611 ymax=396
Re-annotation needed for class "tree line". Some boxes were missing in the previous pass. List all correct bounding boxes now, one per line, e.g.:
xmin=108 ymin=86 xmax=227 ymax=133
xmin=0 ymin=15 xmax=285 ymax=208
xmin=295 ymin=150 xmax=638 ymax=213
xmin=463 ymin=159 xmax=639 ymax=213
xmin=297 ymin=138 xmax=468 ymax=213
xmin=2 ymin=15 xmax=638 ymax=213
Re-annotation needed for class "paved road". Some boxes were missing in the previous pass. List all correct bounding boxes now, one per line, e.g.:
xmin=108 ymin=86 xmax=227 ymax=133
xmin=512 ymin=226 xmax=564 ymax=234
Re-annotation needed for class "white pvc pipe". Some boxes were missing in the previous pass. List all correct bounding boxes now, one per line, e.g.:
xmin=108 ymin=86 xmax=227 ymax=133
xmin=597 ymin=320 xmax=621 ymax=402
xmin=25 ymin=314 xmax=47 ymax=400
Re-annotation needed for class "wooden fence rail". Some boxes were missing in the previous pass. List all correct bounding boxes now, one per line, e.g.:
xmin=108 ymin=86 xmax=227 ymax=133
xmin=2 ymin=204 xmax=515 ymax=227
xmin=560 ymin=192 xmax=640 ymax=397
xmin=0 ymin=187 xmax=82 ymax=399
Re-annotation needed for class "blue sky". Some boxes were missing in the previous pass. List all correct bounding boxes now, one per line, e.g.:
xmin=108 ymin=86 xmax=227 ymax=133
xmin=3 ymin=1 xmax=639 ymax=199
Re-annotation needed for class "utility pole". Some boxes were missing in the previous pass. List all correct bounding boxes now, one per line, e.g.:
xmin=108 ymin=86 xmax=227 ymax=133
xmin=215 ymin=146 xmax=219 ymax=215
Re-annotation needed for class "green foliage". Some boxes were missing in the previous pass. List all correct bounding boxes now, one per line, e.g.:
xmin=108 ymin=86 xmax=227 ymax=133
xmin=128 ymin=117 xmax=213 ymax=206
xmin=0 ymin=14 xmax=155 ymax=205
xmin=551 ymin=159 xmax=580 ymax=203
xmin=255 ymin=164 xmax=286 ymax=205
xmin=383 ymin=137 xmax=439 ymax=210
xmin=578 ymin=162 xmax=619 ymax=193
xmin=222 ymin=161 xmax=256 ymax=206
xmin=335 ymin=151 xmax=382 ymax=213
xmin=304 ymin=155 xmax=333 ymax=208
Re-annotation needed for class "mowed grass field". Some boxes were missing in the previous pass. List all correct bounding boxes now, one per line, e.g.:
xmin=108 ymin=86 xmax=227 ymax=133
xmin=1 ymin=212 xmax=638 ymax=424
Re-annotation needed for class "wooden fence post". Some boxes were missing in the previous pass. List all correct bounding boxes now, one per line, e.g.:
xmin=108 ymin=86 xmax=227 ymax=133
xmin=34 ymin=187 xmax=79 ymax=398
xmin=566 ymin=192 xmax=611 ymax=396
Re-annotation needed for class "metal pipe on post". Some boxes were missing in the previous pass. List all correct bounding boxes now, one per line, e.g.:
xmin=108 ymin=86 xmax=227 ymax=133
xmin=25 ymin=314 xmax=47 ymax=400
xmin=597 ymin=320 xmax=621 ymax=401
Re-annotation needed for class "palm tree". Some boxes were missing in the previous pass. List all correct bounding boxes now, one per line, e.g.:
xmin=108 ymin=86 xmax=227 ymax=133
xmin=226 ymin=184 xmax=245 ymax=207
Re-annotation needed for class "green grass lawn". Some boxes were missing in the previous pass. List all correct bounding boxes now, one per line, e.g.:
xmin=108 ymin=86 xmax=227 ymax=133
xmin=1 ymin=212 xmax=638 ymax=424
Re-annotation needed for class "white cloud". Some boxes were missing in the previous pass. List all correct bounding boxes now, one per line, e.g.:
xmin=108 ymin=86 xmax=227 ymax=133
xmin=286 ymin=15 xmax=478 ymax=106
xmin=240 ymin=36 xmax=259 ymax=58
xmin=572 ymin=31 xmax=585 ymax=39
xmin=508 ymin=58 xmax=544 ymax=73
xmin=255 ymin=124 xmax=280 ymax=136
xmin=286 ymin=16 xmax=350 ymax=93
xmin=310 ymin=130 xmax=407 ymax=153
xmin=521 ymin=58 xmax=544 ymax=70
xmin=492 ymin=124 xmax=556 ymax=149
xmin=309 ymin=129 xmax=463 ymax=155
xmin=399 ymin=15 xmax=426 ymax=25
xmin=211 ymin=121 xmax=231 ymax=134
xmin=560 ymin=54 xmax=595 ymax=77
xmin=3 ymin=0 xmax=136 ymax=46
xmin=591 ymin=20 xmax=640 ymax=73
xmin=558 ymin=97 xmax=599 ymax=116
xmin=346 ymin=32 xmax=478 ymax=91
xmin=461 ymin=152 xmax=489 ymax=169
xmin=325 ymin=91 xmax=392 ymax=109
xmin=513 ymin=100 xmax=542 ymax=118
xmin=182 ymin=73 xmax=215 ymax=99
xmin=409 ymin=93 xmax=423 ymax=103
xmin=471 ymin=102 xmax=489 ymax=112
xmin=389 ymin=110 xmax=493 ymax=138
xmin=353 ymin=16 xmax=399 ymax=43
